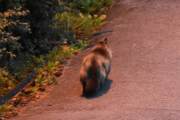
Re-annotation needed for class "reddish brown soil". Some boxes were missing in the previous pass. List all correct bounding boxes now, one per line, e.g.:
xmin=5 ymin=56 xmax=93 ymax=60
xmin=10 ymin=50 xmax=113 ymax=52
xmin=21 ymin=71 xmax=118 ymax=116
xmin=12 ymin=0 xmax=180 ymax=119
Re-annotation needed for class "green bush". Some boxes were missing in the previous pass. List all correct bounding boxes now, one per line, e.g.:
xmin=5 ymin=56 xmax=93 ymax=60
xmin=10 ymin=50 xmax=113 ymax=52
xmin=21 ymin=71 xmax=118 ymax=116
xmin=0 ymin=30 xmax=21 ymax=66
xmin=0 ymin=0 xmax=23 ymax=11
xmin=0 ymin=8 xmax=31 ymax=70
xmin=54 ymin=12 xmax=105 ymax=38
xmin=70 ymin=0 xmax=112 ymax=14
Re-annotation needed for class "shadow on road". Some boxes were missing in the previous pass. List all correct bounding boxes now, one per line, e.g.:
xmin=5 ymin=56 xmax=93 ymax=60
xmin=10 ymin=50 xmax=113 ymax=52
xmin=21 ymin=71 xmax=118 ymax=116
xmin=85 ymin=79 xmax=113 ymax=99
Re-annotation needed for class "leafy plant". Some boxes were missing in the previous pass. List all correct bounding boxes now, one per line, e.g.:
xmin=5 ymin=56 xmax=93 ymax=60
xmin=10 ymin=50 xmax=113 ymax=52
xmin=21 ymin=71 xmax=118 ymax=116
xmin=0 ymin=68 xmax=17 ymax=97
xmin=70 ymin=0 xmax=112 ymax=14
xmin=54 ymin=12 xmax=105 ymax=38
xmin=0 ymin=104 xmax=13 ymax=116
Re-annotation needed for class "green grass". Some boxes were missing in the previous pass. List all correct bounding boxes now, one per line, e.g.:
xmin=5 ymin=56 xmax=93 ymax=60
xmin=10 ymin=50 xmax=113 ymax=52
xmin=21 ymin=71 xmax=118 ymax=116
xmin=0 ymin=40 xmax=88 ymax=118
xmin=70 ymin=0 xmax=112 ymax=14
xmin=32 ymin=40 xmax=88 ymax=89
xmin=0 ymin=104 xmax=13 ymax=115
xmin=54 ymin=12 xmax=106 ymax=38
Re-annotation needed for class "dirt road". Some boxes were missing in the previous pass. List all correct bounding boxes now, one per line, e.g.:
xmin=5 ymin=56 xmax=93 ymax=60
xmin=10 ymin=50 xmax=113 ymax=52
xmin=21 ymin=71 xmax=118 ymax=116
xmin=12 ymin=0 xmax=180 ymax=119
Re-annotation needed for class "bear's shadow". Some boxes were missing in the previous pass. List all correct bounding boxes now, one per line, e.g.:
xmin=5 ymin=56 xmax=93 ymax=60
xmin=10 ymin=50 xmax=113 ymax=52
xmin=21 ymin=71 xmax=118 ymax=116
xmin=84 ymin=79 xmax=113 ymax=99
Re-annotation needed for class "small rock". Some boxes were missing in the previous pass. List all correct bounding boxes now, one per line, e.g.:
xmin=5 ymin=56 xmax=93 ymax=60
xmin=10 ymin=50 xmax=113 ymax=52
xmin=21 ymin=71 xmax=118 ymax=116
xmin=39 ymin=87 xmax=46 ymax=92
xmin=54 ymin=71 xmax=62 ymax=77
xmin=73 ymin=51 xmax=79 ymax=55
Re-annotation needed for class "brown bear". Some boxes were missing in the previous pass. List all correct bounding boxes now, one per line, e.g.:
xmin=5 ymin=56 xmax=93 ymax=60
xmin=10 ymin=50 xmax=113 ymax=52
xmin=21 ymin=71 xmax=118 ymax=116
xmin=80 ymin=38 xmax=112 ymax=96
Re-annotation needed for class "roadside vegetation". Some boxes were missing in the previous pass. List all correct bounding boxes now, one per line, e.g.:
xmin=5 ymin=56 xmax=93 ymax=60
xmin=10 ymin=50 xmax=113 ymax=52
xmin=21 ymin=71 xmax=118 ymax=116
xmin=0 ymin=0 xmax=112 ymax=118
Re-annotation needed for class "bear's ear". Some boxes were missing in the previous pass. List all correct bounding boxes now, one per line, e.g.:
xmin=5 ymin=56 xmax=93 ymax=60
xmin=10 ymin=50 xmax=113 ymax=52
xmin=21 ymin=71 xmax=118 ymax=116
xmin=104 ymin=38 xmax=108 ymax=44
